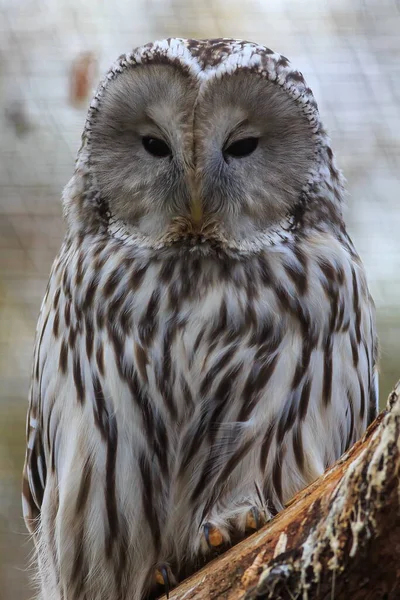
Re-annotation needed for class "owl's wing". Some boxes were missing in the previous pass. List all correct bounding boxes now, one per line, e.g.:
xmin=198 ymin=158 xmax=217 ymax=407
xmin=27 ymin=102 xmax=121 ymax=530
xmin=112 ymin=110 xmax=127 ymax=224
xmin=22 ymin=388 xmax=46 ymax=535
xmin=22 ymin=287 xmax=52 ymax=536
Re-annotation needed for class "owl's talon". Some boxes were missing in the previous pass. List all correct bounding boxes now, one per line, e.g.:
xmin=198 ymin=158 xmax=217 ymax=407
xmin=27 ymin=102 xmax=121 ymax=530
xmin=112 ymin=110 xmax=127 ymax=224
xmin=245 ymin=506 xmax=264 ymax=531
xmin=155 ymin=564 xmax=174 ymax=598
xmin=203 ymin=522 xmax=224 ymax=548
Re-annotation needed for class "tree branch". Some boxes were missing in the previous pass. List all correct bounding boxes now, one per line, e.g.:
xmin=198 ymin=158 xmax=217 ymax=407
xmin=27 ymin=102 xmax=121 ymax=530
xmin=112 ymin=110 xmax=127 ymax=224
xmin=168 ymin=380 xmax=400 ymax=600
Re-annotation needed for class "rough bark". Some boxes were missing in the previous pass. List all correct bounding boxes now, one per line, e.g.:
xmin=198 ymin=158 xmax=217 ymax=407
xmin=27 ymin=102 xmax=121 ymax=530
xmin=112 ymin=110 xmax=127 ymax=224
xmin=168 ymin=380 xmax=400 ymax=600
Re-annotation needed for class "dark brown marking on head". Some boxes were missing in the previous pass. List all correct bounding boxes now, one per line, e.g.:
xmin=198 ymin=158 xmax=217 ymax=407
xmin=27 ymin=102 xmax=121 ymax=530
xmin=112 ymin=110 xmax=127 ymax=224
xmin=276 ymin=55 xmax=289 ymax=67
xmin=286 ymin=70 xmax=305 ymax=84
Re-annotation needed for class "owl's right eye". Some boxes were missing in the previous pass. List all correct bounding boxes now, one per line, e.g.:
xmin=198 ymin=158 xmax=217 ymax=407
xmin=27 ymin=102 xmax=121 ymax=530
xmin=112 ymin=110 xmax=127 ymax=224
xmin=142 ymin=136 xmax=172 ymax=158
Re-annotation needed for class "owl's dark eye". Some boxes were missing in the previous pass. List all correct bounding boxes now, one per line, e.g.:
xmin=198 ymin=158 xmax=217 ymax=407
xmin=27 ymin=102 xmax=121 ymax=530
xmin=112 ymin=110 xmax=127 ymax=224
xmin=142 ymin=136 xmax=172 ymax=158
xmin=225 ymin=137 xmax=259 ymax=158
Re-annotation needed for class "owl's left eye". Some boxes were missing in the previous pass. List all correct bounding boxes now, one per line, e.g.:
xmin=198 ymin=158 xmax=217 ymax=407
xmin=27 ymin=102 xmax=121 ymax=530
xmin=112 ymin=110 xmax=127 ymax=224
xmin=224 ymin=137 xmax=259 ymax=158
xmin=142 ymin=136 xmax=172 ymax=158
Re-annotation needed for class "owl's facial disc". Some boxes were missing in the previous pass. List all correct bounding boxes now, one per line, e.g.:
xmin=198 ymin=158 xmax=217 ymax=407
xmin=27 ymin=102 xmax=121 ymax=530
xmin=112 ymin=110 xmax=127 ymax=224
xmin=90 ymin=63 xmax=315 ymax=245
xmin=89 ymin=63 xmax=197 ymax=238
xmin=194 ymin=72 xmax=315 ymax=237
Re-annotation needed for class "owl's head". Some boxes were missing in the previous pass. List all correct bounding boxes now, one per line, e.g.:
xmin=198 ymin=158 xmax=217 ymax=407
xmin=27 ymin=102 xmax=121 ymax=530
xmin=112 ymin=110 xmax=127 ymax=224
xmin=65 ymin=39 xmax=344 ymax=251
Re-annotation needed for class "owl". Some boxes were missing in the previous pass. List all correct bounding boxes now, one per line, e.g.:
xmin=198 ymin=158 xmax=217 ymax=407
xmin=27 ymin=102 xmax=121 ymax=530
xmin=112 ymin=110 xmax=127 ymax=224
xmin=22 ymin=38 xmax=378 ymax=600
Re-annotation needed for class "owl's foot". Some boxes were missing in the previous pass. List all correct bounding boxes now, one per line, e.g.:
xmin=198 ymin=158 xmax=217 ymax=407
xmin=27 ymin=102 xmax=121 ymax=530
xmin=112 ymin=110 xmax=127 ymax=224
xmin=154 ymin=563 xmax=176 ymax=598
xmin=245 ymin=506 xmax=266 ymax=531
xmin=203 ymin=522 xmax=225 ymax=549
xmin=200 ymin=506 xmax=267 ymax=555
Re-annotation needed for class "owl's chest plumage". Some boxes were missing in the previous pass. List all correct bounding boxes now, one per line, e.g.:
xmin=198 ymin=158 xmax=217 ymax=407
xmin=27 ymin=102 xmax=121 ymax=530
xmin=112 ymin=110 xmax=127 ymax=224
xmin=23 ymin=231 xmax=377 ymax=600
xmin=48 ymin=234 xmax=374 ymax=488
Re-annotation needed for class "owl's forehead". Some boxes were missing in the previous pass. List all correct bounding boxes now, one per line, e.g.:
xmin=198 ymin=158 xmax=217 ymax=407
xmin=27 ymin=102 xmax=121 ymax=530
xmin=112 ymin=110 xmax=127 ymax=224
xmin=85 ymin=37 xmax=321 ymax=137
xmin=115 ymin=38 xmax=302 ymax=84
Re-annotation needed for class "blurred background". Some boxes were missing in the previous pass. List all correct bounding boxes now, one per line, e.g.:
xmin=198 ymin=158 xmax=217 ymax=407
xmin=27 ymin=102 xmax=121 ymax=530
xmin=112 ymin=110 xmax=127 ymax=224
xmin=0 ymin=0 xmax=399 ymax=597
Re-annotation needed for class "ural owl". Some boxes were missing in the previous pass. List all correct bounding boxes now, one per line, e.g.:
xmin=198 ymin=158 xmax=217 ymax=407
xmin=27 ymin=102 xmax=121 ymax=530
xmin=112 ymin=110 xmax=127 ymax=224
xmin=22 ymin=38 xmax=378 ymax=600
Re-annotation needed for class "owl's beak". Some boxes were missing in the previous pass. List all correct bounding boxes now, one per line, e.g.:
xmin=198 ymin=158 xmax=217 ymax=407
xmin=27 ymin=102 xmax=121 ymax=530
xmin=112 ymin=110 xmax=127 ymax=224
xmin=190 ymin=196 xmax=203 ymax=225
xmin=188 ymin=170 xmax=203 ymax=225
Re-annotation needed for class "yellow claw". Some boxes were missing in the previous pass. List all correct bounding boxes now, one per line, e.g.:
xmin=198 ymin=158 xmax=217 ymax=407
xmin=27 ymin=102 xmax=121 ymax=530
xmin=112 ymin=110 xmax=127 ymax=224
xmin=155 ymin=564 xmax=174 ymax=598
xmin=246 ymin=507 xmax=264 ymax=531
xmin=155 ymin=569 xmax=165 ymax=586
xmin=204 ymin=523 xmax=224 ymax=548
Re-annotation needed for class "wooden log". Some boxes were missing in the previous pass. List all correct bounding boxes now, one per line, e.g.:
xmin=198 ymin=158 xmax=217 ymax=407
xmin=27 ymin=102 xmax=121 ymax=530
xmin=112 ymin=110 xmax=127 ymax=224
xmin=168 ymin=380 xmax=400 ymax=600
